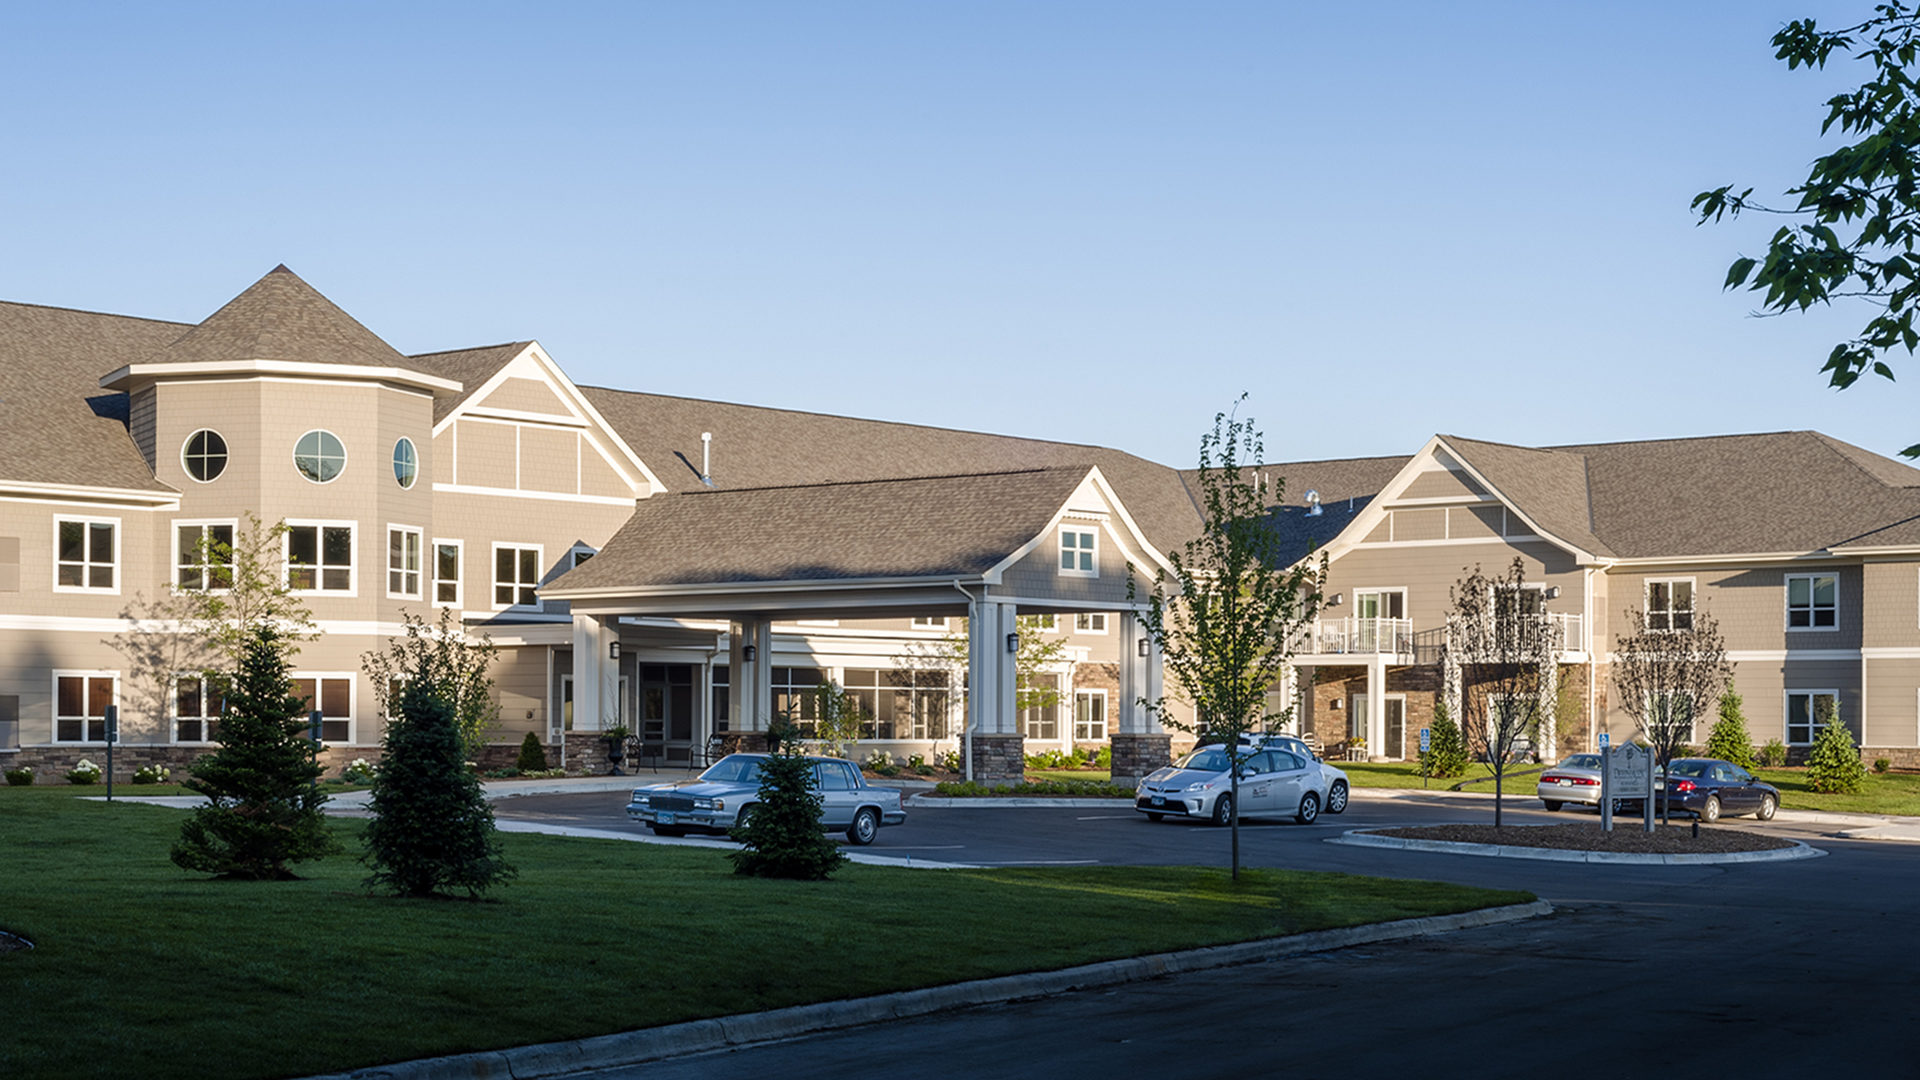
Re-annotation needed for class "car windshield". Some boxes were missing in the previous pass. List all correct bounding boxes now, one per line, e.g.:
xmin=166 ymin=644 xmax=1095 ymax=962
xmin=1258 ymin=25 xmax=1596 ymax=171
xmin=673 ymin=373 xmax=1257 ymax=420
xmin=698 ymin=756 xmax=764 ymax=785
xmin=1563 ymin=755 xmax=1600 ymax=770
xmin=1174 ymin=748 xmax=1233 ymax=774
xmin=1667 ymin=760 xmax=1709 ymax=778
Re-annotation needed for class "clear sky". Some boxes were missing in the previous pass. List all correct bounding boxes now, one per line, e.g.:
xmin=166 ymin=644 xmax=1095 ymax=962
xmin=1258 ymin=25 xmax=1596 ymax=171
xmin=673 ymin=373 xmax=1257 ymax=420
xmin=2 ymin=1 xmax=1909 ymax=470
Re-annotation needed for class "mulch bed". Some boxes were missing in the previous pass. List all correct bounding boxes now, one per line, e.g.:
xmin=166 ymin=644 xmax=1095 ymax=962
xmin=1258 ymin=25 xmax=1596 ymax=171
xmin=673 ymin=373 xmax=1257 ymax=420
xmin=1371 ymin=822 xmax=1795 ymax=854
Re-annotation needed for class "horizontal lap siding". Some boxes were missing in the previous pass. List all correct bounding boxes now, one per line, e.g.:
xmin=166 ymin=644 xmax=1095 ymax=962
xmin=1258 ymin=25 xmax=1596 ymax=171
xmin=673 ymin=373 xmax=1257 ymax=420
xmin=1863 ymin=560 xmax=1920 ymax=648
xmin=456 ymin=420 xmax=516 ymax=489
xmin=489 ymin=645 xmax=549 ymax=743
xmin=475 ymin=377 xmax=570 ymax=416
xmin=1604 ymin=565 xmax=1862 ymax=653
xmin=1865 ymin=658 xmax=1920 ymax=747
xmin=996 ymin=530 xmax=1135 ymax=605
xmin=1324 ymin=542 xmax=1582 ymax=634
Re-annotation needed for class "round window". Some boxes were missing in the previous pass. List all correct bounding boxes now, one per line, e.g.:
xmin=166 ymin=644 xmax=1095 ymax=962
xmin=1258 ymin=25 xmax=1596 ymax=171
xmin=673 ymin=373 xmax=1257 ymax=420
xmin=392 ymin=437 xmax=418 ymax=489
xmin=182 ymin=429 xmax=228 ymax=483
xmin=293 ymin=430 xmax=346 ymax=484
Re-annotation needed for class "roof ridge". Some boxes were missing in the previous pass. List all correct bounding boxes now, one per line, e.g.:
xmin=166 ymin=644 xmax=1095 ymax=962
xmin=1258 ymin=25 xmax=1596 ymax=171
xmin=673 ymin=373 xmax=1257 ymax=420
xmin=1545 ymin=429 xmax=1804 ymax=451
xmin=0 ymin=298 xmax=193 ymax=329
xmin=679 ymin=466 xmax=1080 ymax=496
xmin=408 ymin=341 xmax=531 ymax=359
xmin=1806 ymin=430 xmax=1920 ymax=489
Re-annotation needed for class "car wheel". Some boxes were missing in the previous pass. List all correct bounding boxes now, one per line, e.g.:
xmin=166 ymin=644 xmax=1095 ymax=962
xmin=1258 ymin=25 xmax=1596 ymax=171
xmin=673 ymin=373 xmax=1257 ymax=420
xmin=1210 ymin=793 xmax=1234 ymax=826
xmin=648 ymin=824 xmax=687 ymax=838
xmin=1700 ymin=795 xmax=1721 ymax=824
xmin=1757 ymin=793 xmax=1777 ymax=821
xmin=846 ymin=807 xmax=880 ymax=846
xmin=1326 ymin=781 xmax=1349 ymax=814
xmin=1296 ymin=790 xmax=1321 ymax=825
xmin=730 ymin=805 xmax=754 ymax=838
xmin=1542 ymin=800 xmax=1562 ymax=812
xmin=1145 ymin=812 xmax=1165 ymax=822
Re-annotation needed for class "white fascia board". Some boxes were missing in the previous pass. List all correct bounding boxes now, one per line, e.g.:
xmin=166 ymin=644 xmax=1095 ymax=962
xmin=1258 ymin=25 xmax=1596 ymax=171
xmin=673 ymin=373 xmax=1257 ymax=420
xmin=1826 ymin=543 xmax=1920 ymax=557
xmin=1603 ymin=551 xmax=1846 ymax=568
xmin=543 ymin=573 xmax=986 ymax=602
xmin=100 ymin=360 xmax=461 ymax=396
xmin=0 ymin=481 xmax=180 ymax=509
xmin=984 ymin=467 xmax=1175 ymax=582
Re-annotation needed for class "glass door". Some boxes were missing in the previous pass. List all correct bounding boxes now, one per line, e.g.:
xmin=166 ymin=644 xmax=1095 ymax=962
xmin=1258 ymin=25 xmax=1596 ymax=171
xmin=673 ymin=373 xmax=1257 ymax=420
xmin=1354 ymin=590 xmax=1405 ymax=651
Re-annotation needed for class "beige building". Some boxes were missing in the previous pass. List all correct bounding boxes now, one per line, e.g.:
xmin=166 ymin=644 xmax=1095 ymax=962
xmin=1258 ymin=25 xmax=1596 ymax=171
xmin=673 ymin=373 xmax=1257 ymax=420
xmin=5 ymin=266 xmax=1919 ymax=785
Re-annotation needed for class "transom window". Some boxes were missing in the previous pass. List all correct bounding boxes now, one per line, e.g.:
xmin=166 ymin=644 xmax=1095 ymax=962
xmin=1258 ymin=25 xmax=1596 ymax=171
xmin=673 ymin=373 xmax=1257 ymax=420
xmin=1787 ymin=574 xmax=1838 ymax=630
xmin=55 ymin=518 xmax=117 ymax=591
xmin=911 ymin=616 xmax=949 ymax=629
xmin=286 ymin=524 xmax=354 ymax=593
xmin=392 ymin=437 xmax=418 ymax=489
xmin=1646 ymin=578 xmax=1694 ymax=631
xmin=494 ymin=544 xmax=543 ymax=608
xmin=1074 ymin=613 xmax=1108 ymax=633
xmin=182 ymin=429 xmax=229 ymax=483
xmin=293 ymin=675 xmax=353 ymax=743
xmin=1786 ymin=690 xmax=1840 ymax=745
xmin=387 ymin=526 xmax=422 ymax=599
xmin=433 ymin=540 xmax=462 ymax=606
xmin=174 ymin=674 xmax=226 ymax=743
xmin=1074 ymin=689 xmax=1108 ymax=741
xmin=293 ymin=430 xmax=346 ymax=484
xmin=1059 ymin=527 xmax=1098 ymax=576
xmin=54 ymin=673 xmax=114 ymax=742
xmin=176 ymin=522 xmax=235 ymax=591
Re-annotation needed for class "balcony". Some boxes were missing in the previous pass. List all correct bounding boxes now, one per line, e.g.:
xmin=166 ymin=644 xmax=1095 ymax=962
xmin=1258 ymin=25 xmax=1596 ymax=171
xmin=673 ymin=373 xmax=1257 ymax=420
xmin=1299 ymin=613 xmax=1584 ymax=659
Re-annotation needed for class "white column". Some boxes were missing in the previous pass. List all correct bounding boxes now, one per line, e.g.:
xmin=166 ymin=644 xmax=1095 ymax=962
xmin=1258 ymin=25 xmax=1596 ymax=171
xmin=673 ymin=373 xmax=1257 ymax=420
xmin=1119 ymin=611 xmax=1143 ymax=735
xmin=571 ymin=613 xmax=616 ymax=732
xmin=751 ymin=618 xmax=773 ymax=731
xmin=968 ymin=598 xmax=1018 ymax=735
xmin=727 ymin=617 xmax=776 ymax=732
xmin=1278 ymin=665 xmax=1300 ymax=734
xmin=1367 ymin=655 xmax=1386 ymax=761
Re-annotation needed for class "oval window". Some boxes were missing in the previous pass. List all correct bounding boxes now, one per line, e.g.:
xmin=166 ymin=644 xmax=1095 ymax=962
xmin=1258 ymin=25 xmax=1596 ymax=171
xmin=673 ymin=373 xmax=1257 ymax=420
xmin=293 ymin=430 xmax=346 ymax=484
xmin=392 ymin=437 xmax=418 ymax=489
xmin=182 ymin=429 xmax=228 ymax=483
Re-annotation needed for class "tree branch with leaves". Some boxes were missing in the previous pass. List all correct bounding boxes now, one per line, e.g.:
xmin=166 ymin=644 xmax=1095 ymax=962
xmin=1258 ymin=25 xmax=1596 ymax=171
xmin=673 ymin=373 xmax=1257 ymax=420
xmin=1443 ymin=558 xmax=1559 ymax=827
xmin=1610 ymin=606 xmax=1735 ymax=823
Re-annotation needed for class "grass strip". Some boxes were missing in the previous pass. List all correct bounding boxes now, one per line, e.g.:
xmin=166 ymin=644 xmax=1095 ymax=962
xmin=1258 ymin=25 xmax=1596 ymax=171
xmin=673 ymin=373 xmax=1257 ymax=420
xmin=1 ymin=788 xmax=1527 ymax=1080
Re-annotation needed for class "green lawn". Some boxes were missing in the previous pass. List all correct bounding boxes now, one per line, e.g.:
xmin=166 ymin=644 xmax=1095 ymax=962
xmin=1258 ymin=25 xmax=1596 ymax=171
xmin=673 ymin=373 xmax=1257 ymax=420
xmin=1 ymin=787 xmax=1530 ymax=1080
xmin=1027 ymin=768 xmax=1113 ymax=783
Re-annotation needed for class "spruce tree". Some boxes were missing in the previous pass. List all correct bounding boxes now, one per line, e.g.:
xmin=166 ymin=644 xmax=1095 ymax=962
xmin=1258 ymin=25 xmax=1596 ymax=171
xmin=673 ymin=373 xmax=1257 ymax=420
xmin=1421 ymin=701 xmax=1469 ymax=779
xmin=171 ymin=626 xmax=338 ymax=880
xmin=1703 ymin=690 xmax=1757 ymax=770
xmin=515 ymin=730 xmax=548 ymax=772
xmin=1807 ymin=698 xmax=1866 ymax=795
xmin=362 ymin=675 xmax=515 ymax=898
xmin=729 ymin=748 xmax=845 ymax=880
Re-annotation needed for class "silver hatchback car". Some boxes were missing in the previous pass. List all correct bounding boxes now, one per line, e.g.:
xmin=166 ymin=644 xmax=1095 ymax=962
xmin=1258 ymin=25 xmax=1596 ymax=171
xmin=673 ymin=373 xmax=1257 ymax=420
xmin=1136 ymin=744 xmax=1344 ymax=825
xmin=626 ymin=753 xmax=907 ymax=845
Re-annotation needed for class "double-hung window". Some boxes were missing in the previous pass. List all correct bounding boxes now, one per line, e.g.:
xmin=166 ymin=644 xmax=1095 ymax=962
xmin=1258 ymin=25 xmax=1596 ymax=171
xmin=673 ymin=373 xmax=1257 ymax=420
xmin=1074 ymin=613 xmax=1108 ymax=634
xmin=294 ymin=675 xmax=353 ymax=742
xmin=433 ymin=540 xmax=462 ymax=606
xmin=54 ymin=673 xmax=115 ymax=742
xmin=493 ymin=544 xmax=543 ymax=609
xmin=175 ymin=522 xmax=235 ymax=591
xmin=1646 ymin=578 xmax=1694 ymax=631
xmin=174 ymin=674 xmax=226 ymax=743
xmin=387 ymin=526 xmax=422 ymax=599
xmin=286 ymin=523 xmax=355 ymax=593
xmin=1786 ymin=690 xmax=1840 ymax=745
xmin=1059 ymin=527 xmax=1098 ymax=577
xmin=1074 ymin=689 xmax=1108 ymax=741
xmin=55 ymin=517 xmax=117 ymax=592
xmin=911 ymin=616 xmax=949 ymax=630
xmin=1786 ymin=573 xmax=1838 ymax=630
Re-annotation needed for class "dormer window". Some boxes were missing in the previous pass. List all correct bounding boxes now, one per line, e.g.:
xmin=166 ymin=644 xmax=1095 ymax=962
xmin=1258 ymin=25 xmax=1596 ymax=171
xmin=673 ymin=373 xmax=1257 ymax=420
xmin=1059 ymin=527 xmax=1097 ymax=578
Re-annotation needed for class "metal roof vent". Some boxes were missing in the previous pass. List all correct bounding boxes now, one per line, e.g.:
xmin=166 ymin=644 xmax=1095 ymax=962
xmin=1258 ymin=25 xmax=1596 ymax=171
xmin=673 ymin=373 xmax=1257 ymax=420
xmin=699 ymin=432 xmax=715 ymax=487
xmin=1304 ymin=489 xmax=1322 ymax=517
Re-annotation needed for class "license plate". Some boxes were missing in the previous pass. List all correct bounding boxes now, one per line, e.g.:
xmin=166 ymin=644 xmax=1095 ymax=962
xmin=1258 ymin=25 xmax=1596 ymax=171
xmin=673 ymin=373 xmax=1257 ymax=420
xmin=1556 ymin=779 xmax=1572 ymax=787
xmin=1150 ymin=795 xmax=1164 ymax=805
xmin=657 ymin=812 xmax=676 ymax=825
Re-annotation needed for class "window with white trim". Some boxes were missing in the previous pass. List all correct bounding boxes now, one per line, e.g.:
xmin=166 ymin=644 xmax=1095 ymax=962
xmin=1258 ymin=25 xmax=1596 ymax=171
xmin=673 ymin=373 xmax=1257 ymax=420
xmin=1020 ymin=673 xmax=1061 ymax=740
xmin=1074 ymin=613 xmax=1108 ymax=634
xmin=493 ymin=544 xmax=544 ymax=609
xmin=1058 ymin=527 xmax=1098 ymax=577
xmin=433 ymin=540 xmax=462 ymax=606
xmin=54 ymin=672 xmax=115 ymax=742
xmin=569 ymin=546 xmax=595 ymax=569
xmin=293 ymin=675 xmax=354 ymax=743
xmin=387 ymin=526 xmax=422 ymax=599
xmin=1786 ymin=573 xmax=1838 ymax=630
xmin=286 ymin=523 xmax=354 ymax=593
xmin=1646 ymin=690 xmax=1697 ymax=746
xmin=1025 ymin=614 xmax=1058 ymax=632
xmin=173 ymin=674 xmax=226 ymax=743
xmin=55 ymin=517 xmax=117 ymax=592
xmin=1786 ymin=690 xmax=1840 ymax=746
xmin=911 ymin=616 xmax=949 ymax=629
xmin=1645 ymin=578 xmax=1694 ymax=632
xmin=1074 ymin=689 xmax=1108 ymax=741
xmin=175 ymin=521 xmax=236 ymax=591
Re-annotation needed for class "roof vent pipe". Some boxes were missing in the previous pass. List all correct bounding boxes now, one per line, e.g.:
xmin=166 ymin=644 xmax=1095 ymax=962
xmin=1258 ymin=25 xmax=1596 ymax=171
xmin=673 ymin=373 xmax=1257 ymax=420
xmin=700 ymin=432 xmax=714 ymax=487
xmin=1304 ymin=489 xmax=1322 ymax=517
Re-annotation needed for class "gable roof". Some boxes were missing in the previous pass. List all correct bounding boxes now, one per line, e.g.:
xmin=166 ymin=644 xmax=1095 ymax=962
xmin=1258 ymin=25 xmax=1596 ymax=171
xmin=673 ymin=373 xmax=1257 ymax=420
xmin=1440 ymin=435 xmax=1615 ymax=560
xmin=549 ymin=466 xmax=1098 ymax=591
xmin=576 ymin=387 xmax=1206 ymax=553
xmin=0 ymin=300 xmax=187 ymax=494
xmin=403 ymin=341 xmax=534 ymax=424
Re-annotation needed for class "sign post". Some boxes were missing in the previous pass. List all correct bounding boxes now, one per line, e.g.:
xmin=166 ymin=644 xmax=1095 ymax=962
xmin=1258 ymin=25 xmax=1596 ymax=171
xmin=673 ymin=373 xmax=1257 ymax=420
xmin=1418 ymin=727 xmax=1431 ymax=789
xmin=1602 ymin=743 xmax=1652 ymax=834
xmin=104 ymin=704 xmax=118 ymax=802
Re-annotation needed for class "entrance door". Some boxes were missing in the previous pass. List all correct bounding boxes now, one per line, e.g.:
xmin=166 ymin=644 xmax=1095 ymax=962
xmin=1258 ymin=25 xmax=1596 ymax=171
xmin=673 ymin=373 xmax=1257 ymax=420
xmin=1353 ymin=590 xmax=1405 ymax=651
xmin=1351 ymin=693 xmax=1408 ymax=760
xmin=639 ymin=664 xmax=697 ymax=763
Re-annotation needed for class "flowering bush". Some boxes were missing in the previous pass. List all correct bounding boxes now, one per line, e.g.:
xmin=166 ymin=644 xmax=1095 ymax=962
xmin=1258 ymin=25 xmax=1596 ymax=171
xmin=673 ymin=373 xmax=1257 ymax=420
xmin=340 ymin=758 xmax=378 ymax=784
xmin=3 ymin=766 xmax=32 ymax=787
xmin=66 ymin=759 xmax=103 ymax=785
xmin=132 ymin=763 xmax=171 ymax=785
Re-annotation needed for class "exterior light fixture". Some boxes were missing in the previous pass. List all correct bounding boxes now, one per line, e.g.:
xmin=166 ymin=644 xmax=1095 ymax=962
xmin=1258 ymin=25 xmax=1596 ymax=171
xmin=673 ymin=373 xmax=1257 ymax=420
xmin=1545 ymin=586 xmax=1561 ymax=600
xmin=1137 ymin=638 xmax=1151 ymax=658
xmin=743 ymin=644 xmax=758 ymax=662
xmin=609 ymin=641 xmax=621 ymax=660
xmin=1328 ymin=593 xmax=1343 ymax=607
xmin=1006 ymin=632 xmax=1019 ymax=654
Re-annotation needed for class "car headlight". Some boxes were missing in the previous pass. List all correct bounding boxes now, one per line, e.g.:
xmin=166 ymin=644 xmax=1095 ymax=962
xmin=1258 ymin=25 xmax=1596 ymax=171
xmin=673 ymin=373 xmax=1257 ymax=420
xmin=692 ymin=797 xmax=724 ymax=810
xmin=1186 ymin=780 xmax=1215 ymax=791
xmin=631 ymin=794 xmax=651 ymax=807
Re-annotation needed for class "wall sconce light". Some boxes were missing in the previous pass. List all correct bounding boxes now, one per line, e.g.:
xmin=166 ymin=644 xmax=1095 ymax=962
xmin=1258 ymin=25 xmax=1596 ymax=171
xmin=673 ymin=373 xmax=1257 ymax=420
xmin=1137 ymin=637 xmax=1151 ymax=658
xmin=609 ymin=641 xmax=621 ymax=660
xmin=743 ymin=644 xmax=758 ymax=663
xmin=1544 ymin=586 xmax=1561 ymax=600
xmin=1329 ymin=698 xmax=1342 ymax=710
xmin=1006 ymin=632 xmax=1020 ymax=654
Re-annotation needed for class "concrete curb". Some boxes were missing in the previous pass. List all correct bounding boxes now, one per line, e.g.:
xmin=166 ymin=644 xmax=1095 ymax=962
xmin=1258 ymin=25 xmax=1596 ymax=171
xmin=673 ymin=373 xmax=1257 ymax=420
xmin=302 ymin=899 xmax=1553 ymax=1080
xmin=1330 ymin=829 xmax=1826 ymax=865
xmin=907 ymin=795 xmax=1135 ymax=808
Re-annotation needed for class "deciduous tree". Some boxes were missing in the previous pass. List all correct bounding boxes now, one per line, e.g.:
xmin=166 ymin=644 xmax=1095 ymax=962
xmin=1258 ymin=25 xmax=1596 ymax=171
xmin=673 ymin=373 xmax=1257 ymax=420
xmin=1610 ymin=607 xmax=1735 ymax=823
xmin=1443 ymin=558 xmax=1559 ymax=827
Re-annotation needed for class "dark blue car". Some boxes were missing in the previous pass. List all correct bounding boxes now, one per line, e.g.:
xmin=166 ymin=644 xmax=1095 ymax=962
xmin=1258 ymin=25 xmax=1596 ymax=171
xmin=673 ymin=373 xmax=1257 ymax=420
xmin=1624 ymin=758 xmax=1780 ymax=823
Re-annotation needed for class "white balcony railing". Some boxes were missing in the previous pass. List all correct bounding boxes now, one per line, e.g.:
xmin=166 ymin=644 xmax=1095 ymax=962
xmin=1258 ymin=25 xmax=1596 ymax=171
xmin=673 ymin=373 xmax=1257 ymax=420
xmin=1298 ymin=613 xmax=1584 ymax=657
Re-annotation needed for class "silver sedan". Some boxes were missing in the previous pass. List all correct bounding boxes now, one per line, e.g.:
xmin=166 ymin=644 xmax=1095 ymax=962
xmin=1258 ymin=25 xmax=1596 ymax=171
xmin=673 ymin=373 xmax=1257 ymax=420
xmin=626 ymin=753 xmax=906 ymax=845
xmin=1536 ymin=753 xmax=1604 ymax=810
xmin=1135 ymin=745 xmax=1343 ymax=825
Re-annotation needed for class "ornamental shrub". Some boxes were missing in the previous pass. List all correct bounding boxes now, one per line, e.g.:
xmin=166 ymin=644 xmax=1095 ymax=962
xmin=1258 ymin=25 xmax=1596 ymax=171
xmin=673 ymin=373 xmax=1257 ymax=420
xmin=132 ymin=763 xmax=170 ymax=785
xmin=1806 ymin=698 xmax=1866 ymax=795
xmin=730 ymin=748 xmax=845 ymax=881
xmin=4 ymin=766 xmax=33 ymax=786
xmin=362 ymin=674 xmax=515 ymax=899
xmin=1703 ymin=691 xmax=1757 ymax=769
xmin=515 ymin=731 xmax=548 ymax=772
xmin=1758 ymin=738 xmax=1788 ymax=768
xmin=1874 ymin=757 xmax=1892 ymax=774
xmin=65 ymin=760 xmax=102 ymax=785
xmin=1421 ymin=702 xmax=1468 ymax=779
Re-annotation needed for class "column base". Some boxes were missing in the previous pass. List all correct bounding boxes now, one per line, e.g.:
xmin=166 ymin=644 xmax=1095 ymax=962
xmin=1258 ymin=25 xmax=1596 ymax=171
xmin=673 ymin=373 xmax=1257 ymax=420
xmin=723 ymin=731 xmax=770 ymax=754
xmin=966 ymin=733 xmax=1025 ymax=784
xmin=1110 ymin=732 xmax=1173 ymax=790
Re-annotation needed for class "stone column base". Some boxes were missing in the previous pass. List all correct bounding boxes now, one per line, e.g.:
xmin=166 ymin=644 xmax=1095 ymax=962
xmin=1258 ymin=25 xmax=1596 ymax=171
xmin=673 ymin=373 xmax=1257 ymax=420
xmin=1110 ymin=732 xmax=1173 ymax=790
xmin=966 ymin=733 xmax=1025 ymax=783
xmin=723 ymin=731 xmax=771 ymax=754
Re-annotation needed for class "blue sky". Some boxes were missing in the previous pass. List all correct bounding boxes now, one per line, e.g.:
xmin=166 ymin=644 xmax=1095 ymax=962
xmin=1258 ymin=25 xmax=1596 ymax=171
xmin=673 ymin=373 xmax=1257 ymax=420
xmin=2 ymin=1 xmax=1908 ymax=469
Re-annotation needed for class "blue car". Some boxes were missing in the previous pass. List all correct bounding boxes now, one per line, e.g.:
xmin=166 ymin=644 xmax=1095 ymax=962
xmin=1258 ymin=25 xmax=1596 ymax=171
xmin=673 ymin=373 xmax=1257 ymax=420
xmin=1619 ymin=758 xmax=1779 ymax=823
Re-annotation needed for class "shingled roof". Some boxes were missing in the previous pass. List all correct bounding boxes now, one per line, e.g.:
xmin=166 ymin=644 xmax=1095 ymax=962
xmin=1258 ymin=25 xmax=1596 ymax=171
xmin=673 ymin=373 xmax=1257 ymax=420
xmin=577 ymin=387 xmax=1206 ymax=554
xmin=0 ymin=300 xmax=187 ymax=492
xmin=404 ymin=342 xmax=533 ymax=423
xmin=131 ymin=265 xmax=411 ymax=371
xmin=553 ymin=467 xmax=1099 ymax=589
